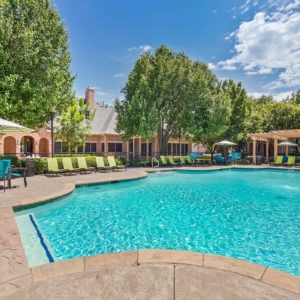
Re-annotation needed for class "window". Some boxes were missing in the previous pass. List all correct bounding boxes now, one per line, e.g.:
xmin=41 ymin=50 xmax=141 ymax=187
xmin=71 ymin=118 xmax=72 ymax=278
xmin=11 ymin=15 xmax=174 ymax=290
xmin=173 ymin=143 xmax=180 ymax=155
xmin=85 ymin=142 xmax=96 ymax=153
xmin=181 ymin=144 xmax=188 ymax=155
xmin=167 ymin=143 xmax=188 ymax=155
xmin=108 ymin=142 xmax=122 ymax=152
xmin=55 ymin=142 xmax=62 ymax=153
xmin=77 ymin=146 xmax=83 ymax=153
xmin=54 ymin=142 xmax=69 ymax=153
xmin=167 ymin=143 xmax=172 ymax=155
xmin=141 ymin=143 xmax=152 ymax=156
xmin=101 ymin=143 xmax=105 ymax=152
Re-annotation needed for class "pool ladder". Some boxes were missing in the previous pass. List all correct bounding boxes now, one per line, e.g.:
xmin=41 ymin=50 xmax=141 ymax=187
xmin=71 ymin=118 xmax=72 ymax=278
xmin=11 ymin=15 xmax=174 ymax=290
xmin=152 ymin=157 xmax=159 ymax=169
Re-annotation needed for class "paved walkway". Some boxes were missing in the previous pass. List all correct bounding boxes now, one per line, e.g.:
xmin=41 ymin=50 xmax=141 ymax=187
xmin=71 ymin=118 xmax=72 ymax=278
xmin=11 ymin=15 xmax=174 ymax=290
xmin=0 ymin=166 xmax=300 ymax=298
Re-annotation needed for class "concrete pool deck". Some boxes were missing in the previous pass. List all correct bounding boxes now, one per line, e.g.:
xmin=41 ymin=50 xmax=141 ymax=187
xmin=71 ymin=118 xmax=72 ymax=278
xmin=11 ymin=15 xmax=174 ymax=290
xmin=1 ymin=165 xmax=300 ymax=299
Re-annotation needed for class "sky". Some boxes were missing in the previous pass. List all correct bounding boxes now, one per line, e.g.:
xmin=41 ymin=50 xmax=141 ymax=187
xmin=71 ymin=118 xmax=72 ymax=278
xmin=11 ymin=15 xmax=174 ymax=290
xmin=53 ymin=0 xmax=300 ymax=104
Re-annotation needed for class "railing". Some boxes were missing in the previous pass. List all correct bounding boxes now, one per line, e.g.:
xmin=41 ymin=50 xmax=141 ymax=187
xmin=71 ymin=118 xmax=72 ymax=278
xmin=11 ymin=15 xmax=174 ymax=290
xmin=151 ymin=157 xmax=159 ymax=169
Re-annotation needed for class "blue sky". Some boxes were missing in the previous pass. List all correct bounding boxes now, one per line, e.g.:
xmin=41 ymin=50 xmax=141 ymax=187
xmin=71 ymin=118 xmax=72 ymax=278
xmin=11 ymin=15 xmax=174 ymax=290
xmin=53 ymin=0 xmax=300 ymax=103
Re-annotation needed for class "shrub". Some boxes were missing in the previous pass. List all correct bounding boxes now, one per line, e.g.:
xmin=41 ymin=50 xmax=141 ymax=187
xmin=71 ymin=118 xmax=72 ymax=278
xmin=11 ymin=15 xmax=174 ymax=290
xmin=0 ymin=155 xmax=21 ymax=167
xmin=245 ymin=156 xmax=253 ymax=164
xmin=235 ymin=159 xmax=250 ymax=165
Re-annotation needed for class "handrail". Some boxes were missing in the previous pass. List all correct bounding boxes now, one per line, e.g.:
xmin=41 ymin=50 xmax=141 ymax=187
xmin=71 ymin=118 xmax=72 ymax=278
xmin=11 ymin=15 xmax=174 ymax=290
xmin=151 ymin=157 xmax=159 ymax=169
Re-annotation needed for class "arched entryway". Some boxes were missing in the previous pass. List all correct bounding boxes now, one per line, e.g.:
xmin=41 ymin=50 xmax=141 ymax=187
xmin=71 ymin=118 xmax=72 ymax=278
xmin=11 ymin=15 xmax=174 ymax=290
xmin=21 ymin=136 xmax=35 ymax=157
xmin=4 ymin=136 xmax=17 ymax=155
xmin=39 ymin=138 xmax=49 ymax=157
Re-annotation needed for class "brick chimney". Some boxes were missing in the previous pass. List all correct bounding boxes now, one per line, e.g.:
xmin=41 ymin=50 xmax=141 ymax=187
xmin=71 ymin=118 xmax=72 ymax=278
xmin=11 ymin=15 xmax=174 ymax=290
xmin=85 ymin=86 xmax=95 ymax=108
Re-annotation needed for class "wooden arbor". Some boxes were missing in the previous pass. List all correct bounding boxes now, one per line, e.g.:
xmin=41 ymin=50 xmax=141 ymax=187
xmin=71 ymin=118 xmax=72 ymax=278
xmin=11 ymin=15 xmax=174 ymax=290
xmin=247 ymin=130 xmax=300 ymax=163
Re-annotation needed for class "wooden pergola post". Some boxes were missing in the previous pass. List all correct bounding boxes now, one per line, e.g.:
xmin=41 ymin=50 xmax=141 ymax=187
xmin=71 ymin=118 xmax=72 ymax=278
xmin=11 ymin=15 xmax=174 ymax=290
xmin=252 ymin=139 xmax=256 ymax=165
xmin=274 ymin=138 xmax=278 ymax=161
xmin=285 ymin=145 xmax=289 ymax=156
xmin=266 ymin=140 xmax=269 ymax=163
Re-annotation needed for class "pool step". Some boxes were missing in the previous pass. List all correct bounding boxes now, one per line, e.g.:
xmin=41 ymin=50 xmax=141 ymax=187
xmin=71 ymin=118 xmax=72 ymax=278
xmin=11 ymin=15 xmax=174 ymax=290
xmin=15 ymin=213 xmax=56 ymax=268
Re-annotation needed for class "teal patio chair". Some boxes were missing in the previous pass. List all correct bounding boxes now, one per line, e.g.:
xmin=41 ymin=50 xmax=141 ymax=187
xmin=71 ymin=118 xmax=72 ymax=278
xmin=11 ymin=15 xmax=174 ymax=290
xmin=0 ymin=160 xmax=10 ymax=192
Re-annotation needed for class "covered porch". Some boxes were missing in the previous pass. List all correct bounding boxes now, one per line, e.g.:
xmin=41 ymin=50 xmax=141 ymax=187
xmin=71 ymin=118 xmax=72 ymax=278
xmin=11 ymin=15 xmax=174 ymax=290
xmin=247 ymin=130 xmax=300 ymax=164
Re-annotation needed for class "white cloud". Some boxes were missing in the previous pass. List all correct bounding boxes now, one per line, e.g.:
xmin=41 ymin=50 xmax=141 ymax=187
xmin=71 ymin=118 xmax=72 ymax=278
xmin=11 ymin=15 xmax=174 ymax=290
xmin=222 ymin=65 xmax=237 ymax=70
xmin=273 ymin=91 xmax=295 ymax=100
xmin=128 ymin=45 xmax=153 ymax=53
xmin=225 ymin=31 xmax=236 ymax=40
xmin=139 ymin=45 xmax=152 ymax=52
xmin=97 ymin=92 xmax=108 ymax=96
xmin=208 ymin=63 xmax=217 ymax=70
xmin=212 ymin=10 xmax=217 ymax=13
xmin=249 ymin=90 xmax=295 ymax=101
xmin=253 ymin=0 xmax=259 ymax=6
xmin=211 ymin=56 xmax=216 ymax=59
xmin=233 ymin=15 xmax=236 ymax=19
xmin=241 ymin=0 xmax=251 ymax=14
xmin=217 ymin=3 xmax=300 ymax=90
xmin=113 ymin=73 xmax=124 ymax=78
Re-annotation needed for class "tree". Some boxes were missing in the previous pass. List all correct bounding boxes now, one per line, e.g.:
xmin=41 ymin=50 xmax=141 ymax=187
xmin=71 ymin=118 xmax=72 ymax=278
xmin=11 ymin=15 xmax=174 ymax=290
xmin=55 ymin=99 xmax=96 ymax=153
xmin=114 ymin=45 xmax=219 ymax=154
xmin=221 ymin=80 xmax=250 ymax=142
xmin=185 ymin=91 xmax=232 ymax=161
xmin=0 ymin=0 xmax=75 ymax=128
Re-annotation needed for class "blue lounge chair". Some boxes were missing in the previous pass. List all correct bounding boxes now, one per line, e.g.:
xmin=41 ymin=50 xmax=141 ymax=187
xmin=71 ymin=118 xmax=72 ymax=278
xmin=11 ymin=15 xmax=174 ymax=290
xmin=0 ymin=160 xmax=10 ymax=192
xmin=0 ymin=159 xmax=27 ymax=190
xmin=215 ymin=155 xmax=224 ymax=164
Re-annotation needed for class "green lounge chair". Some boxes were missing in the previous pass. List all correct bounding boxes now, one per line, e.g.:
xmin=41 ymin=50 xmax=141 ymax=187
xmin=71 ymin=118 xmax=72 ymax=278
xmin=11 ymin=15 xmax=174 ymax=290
xmin=283 ymin=156 xmax=295 ymax=167
xmin=47 ymin=158 xmax=64 ymax=176
xmin=77 ymin=157 xmax=95 ymax=173
xmin=160 ymin=156 xmax=168 ymax=167
xmin=96 ymin=157 xmax=112 ymax=172
xmin=179 ymin=156 xmax=186 ymax=165
xmin=62 ymin=157 xmax=80 ymax=175
xmin=107 ymin=156 xmax=126 ymax=172
xmin=168 ymin=156 xmax=179 ymax=167
xmin=269 ymin=155 xmax=283 ymax=166
xmin=186 ymin=155 xmax=197 ymax=166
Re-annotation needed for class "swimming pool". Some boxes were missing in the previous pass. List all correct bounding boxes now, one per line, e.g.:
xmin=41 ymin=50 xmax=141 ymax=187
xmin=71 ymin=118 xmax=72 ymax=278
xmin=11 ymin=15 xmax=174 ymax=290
xmin=15 ymin=169 xmax=300 ymax=276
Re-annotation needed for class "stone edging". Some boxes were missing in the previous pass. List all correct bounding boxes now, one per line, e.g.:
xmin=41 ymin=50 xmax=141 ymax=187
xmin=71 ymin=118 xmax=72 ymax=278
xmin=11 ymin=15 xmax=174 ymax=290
xmin=1 ymin=250 xmax=299 ymax=296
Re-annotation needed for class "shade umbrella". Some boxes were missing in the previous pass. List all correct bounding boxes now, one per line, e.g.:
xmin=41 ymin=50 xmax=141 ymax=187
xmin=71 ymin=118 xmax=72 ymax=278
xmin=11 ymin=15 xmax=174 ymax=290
xmin=215 ymin=140 xmax=237 ymax=164
xmin=278 ymin=141 xmax=298 ymax=156
xmin=0 ymin=118 xmax=34 ymax=134
xmin=277 ymin=141 xmax=297 ymax=146
xmin=215 ymin=140 xmax=237 ymax=146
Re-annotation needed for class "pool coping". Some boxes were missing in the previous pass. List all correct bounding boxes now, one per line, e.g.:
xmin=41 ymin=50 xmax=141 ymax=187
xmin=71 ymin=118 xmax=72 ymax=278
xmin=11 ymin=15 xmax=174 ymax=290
xmin=1 ymin=250 xmax=300 ymax=296
xmin=1 ymin=166 xmax=300 ymax=296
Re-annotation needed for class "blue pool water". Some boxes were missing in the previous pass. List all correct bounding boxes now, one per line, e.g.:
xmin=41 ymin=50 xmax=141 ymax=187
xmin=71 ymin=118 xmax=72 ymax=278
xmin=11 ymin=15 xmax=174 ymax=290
xmin=15 ymin=169 xmax=300 ymax=276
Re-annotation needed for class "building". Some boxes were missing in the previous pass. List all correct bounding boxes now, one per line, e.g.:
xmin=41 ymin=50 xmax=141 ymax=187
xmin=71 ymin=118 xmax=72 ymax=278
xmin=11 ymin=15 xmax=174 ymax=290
xmin=0 ymin=87 xmax=193 ymax=158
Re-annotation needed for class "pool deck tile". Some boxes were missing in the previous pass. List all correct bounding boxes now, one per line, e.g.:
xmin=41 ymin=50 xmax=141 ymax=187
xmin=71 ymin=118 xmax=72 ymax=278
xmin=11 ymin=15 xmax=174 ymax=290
xmin=32 ymin=257 xmax=84 ymax=283
xmin=203 ymin=254 xmax=266 ymax=280
xmin=85 ymin=251 xmax=138 ymax=270
xmin=0 ymin=206 xmax=30 ymax=284
xmin=0 ymin=274 xmax=32 ymax=296
xmin=262 ymin=268 xmax=300 ymax=294
xmin=175 ymin=264 xmax=299 ymax=300
xmin=138 ymin=249 xmax=203 ymax=266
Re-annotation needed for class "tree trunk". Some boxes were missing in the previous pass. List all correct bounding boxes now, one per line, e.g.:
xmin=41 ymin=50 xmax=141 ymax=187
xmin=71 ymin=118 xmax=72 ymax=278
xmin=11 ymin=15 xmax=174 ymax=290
xmin=157 ymin=126 xmax=169 ymax=155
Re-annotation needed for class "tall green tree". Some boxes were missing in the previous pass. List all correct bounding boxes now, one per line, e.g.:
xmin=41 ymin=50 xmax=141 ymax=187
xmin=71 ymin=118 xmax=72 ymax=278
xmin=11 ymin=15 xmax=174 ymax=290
xmin=185 ymin=91 xmax=232 ymax=160
xmin=115 ymin=45 xmax=219 ymax=154
xmin=55 ymin=99 xmax=96 ymax=153
xmin=0 ymin=0 xmax=75 ymax=128
xmin=221 ymin=80 xmax=250 ymax=142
